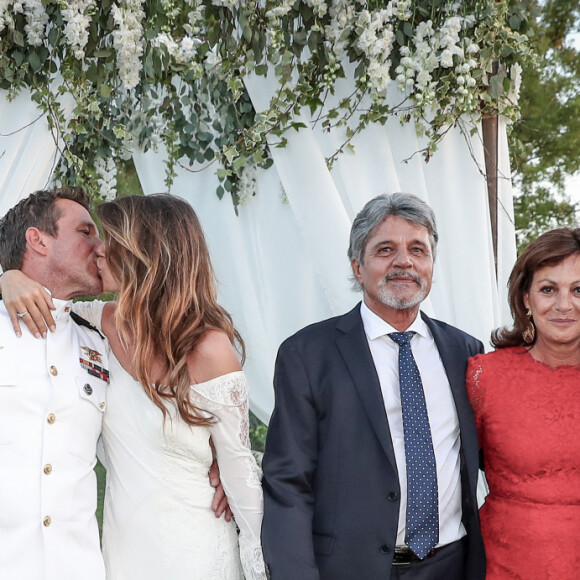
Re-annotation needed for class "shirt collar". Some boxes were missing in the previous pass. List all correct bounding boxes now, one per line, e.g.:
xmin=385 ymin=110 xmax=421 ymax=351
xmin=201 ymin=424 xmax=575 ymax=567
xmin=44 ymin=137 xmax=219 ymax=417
xmin=360 ymin=300 xmax=429 ymax=341
xmin=51 ymin=294 xmax=74 ymax=330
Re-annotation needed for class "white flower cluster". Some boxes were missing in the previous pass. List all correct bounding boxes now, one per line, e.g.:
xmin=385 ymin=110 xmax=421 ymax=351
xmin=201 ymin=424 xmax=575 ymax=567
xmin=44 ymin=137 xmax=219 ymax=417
xmin=265 ymin=0 xmax=295 ymax=23
xmin=23 ymin=0 xmax=48 ymax=46
xmin=395 ymin=21 xmax=437 ymax=102
xmin=210 ymin=0 xmax=237 ymax=7
xmin=237 ymin=162 xmax=257 ymax=206
xmin=204 ymin=45 xmax=222 ymax=71
xmin=394 ymin=14 xmax=480 ymax=107
xmin=152 ymin=32 xmax=202 ymax=68
xmin=111 ymin=0 xmax=146 ymax=90
xmin=94 ymin=155 xmax=118 ymax=201
xmin=0 ymin=0 xmax=13 ymax=34
xmin=509 ymin=62 xmax=522 ymax=103
xmin=304 ymin=0 xmax=328 ymax=18
xmin=0 ymin=0 xmax=48 ymax=46
xmin=325 ymin=0 xmax=356 ymax=61
xmin=356 ymin=7 xmax=396 ymax=94
xmin=62 ymin=0 xmax=95 ymax=59
xmin=183 ymin=2 xmax=205 ymax=36
xmin=392 ymin=0 xmax=412 ymax=21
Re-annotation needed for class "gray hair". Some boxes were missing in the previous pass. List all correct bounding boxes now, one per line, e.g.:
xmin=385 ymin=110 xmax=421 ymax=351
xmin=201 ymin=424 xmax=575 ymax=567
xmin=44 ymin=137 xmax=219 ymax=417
xmin=348 ymin=192 xmax=439 ymax=265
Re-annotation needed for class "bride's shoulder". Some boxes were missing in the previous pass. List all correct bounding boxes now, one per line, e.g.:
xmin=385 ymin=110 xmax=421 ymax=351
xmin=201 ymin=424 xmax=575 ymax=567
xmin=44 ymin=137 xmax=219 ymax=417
xmin=188 ymin=329 xmax=242 ymax=385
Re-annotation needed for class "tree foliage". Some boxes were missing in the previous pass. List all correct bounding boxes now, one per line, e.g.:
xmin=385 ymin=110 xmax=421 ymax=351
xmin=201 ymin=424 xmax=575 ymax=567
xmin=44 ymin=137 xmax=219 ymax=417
xmin=510 ymin=0 xmax=580 ymax=250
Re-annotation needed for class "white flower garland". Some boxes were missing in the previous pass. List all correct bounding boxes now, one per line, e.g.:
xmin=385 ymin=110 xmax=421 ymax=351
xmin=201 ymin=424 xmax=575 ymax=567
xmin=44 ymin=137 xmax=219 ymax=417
xmin=62 ymin=0 xmax=94 ymax=59
xmin=111 ymin=0 xmax=146 ymax=90
xmin=0 ymin=0 xmax=48 ymax=46
xmin=0 ymin=0 xmax=531 ymax=206
xmin=95 ymin=156 xmax=118 ymax=201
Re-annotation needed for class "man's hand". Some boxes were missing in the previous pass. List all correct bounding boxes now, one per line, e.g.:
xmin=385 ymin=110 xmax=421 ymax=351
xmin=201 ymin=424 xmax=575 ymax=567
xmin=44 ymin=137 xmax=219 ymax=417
xmin=209 ymin=439 xmax=233 ymax=522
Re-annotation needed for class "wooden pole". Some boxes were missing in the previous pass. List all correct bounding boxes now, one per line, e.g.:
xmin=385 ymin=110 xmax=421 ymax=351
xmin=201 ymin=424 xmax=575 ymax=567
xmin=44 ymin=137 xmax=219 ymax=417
xmin=482 ymin=114 xmax=498 ymax=272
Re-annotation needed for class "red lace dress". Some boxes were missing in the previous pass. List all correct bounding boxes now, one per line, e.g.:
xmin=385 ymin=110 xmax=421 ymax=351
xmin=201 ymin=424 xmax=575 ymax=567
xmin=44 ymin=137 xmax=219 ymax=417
xmin=466 ymin=347 xmax=580 ymax=579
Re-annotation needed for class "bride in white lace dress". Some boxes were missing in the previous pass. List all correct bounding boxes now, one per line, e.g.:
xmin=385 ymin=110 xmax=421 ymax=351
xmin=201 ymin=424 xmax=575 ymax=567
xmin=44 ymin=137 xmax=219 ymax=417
xmin=3 ymin=194 xmax=266 ymax=579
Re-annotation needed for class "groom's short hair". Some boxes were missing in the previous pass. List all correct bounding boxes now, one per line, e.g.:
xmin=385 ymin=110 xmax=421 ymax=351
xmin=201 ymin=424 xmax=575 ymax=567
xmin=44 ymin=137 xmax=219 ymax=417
xmin=0 ymin=186 xmax=91 ymax=270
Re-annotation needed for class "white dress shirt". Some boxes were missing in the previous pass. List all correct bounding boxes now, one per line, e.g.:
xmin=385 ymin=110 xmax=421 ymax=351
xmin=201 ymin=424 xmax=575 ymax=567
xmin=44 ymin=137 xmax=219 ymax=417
xmin=360 ymin=301 xmax=466 ymax=548
xmin=0 ymin=298 xmax=109 ymax=580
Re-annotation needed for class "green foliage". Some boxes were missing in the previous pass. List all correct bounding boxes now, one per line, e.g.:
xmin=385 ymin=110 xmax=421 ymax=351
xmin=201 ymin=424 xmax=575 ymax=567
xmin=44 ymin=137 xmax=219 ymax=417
xmin=116 ymin=159 xmax=144 ymax=197
xmin=0 ymin=1 xmax=533 ymax=208
xmin=249 ymin=410 xmax=268 ymax=454
xmin=514 ymin=185 xmax=578 ymax=251
xmin=509 ymin=0 xmax=580 ymax=245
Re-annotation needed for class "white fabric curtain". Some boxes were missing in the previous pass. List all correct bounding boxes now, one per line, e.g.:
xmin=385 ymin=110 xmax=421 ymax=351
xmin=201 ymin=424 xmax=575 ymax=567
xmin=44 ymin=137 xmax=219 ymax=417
xmin=0 ymin=89 xmax=65 ymax=216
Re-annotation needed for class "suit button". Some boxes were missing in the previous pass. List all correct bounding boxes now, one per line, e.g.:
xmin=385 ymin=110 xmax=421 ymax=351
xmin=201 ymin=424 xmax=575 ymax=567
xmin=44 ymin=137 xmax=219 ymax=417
xmin=43 ymin=464 xmax=52 ymax=475
xmin=380 ymin=545 xmax=391 ymax=554
xmin=43 ymin=516 xmax=51 ymax=527
xmin=99 ymin=402 xmax=106 ymax=410
xmin=83 ymin=383 xmax=93 ymax=395
xmin=49 ymin=365 xmax=58 ymax=376
xmin=388 ymin=491 xmax=399 ymax=502
xmin=47 ymin=413 xmax=56 ymax=424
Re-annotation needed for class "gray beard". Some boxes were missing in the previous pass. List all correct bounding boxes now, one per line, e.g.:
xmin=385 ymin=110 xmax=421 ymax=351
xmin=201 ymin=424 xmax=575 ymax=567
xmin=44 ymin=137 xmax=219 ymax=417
xmin=377 ymin=271 xmax=428 ymax=310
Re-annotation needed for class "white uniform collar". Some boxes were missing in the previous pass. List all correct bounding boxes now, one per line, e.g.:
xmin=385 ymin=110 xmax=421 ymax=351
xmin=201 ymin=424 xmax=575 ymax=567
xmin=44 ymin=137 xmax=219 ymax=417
xmin=51 ymin=295 xmax=74 ymax=331
xmin=360 ymin=300 xmax=429 ymax=341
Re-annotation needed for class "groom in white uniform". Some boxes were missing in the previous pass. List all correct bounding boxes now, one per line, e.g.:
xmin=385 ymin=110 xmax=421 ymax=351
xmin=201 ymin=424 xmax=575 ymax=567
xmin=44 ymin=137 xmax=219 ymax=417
xmin=0 ymin=187 xmax=108 ymax=580
xmin=0 ymin=187 xmax=230 ymax=580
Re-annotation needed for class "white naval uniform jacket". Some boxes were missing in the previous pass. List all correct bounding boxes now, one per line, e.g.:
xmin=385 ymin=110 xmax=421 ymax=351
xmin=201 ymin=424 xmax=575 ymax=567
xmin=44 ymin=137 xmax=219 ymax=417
xmin=0 ymin=298 xmax=109 ymax=580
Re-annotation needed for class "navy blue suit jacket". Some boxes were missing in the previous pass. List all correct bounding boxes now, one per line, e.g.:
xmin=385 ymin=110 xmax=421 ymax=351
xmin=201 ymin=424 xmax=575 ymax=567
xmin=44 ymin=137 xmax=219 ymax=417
xmin=261 ymin=304 xmax=486 ymax=579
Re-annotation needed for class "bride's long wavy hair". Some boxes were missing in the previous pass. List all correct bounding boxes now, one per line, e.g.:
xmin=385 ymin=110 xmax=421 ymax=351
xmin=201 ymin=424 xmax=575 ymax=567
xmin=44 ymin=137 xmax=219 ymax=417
xmin=97 ymin=194 xmax=245 ymax=426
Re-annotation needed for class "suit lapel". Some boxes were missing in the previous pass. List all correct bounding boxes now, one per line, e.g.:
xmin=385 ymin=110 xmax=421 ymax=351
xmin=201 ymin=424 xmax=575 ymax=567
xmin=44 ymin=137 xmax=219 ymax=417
xmin=423 ymin=312 xmax=479 ymax=490
xmin=335 ymin=305 xmax=398 ymax=470
xmin=423 ymin=313 xmax=469 ymax=406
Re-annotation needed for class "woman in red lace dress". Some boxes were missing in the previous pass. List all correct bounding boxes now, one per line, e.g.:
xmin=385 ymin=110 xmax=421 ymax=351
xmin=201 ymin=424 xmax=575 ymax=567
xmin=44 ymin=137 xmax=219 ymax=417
xmin=467 ymin=228 xmax=580 ymax=579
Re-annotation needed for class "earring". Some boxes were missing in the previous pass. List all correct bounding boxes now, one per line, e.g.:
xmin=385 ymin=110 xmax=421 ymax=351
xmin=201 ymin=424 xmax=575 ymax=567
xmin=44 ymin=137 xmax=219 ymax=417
xmin=522 ymin=308 xmax=535 ymax=344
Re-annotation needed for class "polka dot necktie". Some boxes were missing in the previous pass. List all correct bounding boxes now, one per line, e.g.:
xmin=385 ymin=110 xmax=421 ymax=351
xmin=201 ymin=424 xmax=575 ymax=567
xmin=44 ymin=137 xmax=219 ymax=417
xmin=389 ymin=331 xmax=439 ymax=559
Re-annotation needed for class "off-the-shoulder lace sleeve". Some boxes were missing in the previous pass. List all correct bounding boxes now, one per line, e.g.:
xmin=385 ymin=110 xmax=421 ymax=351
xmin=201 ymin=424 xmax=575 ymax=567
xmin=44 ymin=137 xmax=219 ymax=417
xmin=190 ymin=371 xmax=267 ymax=580
xmin=71 ymin=299 xmax=107 ymax=332
xmin=466 ymin=356 xmax=485 ymax=443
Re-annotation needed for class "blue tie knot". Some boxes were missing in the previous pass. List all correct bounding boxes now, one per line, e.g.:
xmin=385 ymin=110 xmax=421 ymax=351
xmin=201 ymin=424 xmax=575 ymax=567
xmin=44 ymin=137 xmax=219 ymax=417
xmin=388 ymin=331 xmax=415 ymax=346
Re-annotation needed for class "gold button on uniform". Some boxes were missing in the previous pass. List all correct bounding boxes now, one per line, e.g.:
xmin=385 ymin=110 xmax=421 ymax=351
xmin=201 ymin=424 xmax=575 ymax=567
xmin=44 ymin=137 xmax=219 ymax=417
xmin=99 ymin=402 xmax=106 ymax=410
xmin=47 ymin=413 xmax=56 ymax=424
xmin=43 ymin=516 xmax=51 ymax=527
xmin=49 ymin=366 xmax=58 ymax=376
xmin=43 ymin=464 xmax=52 ymax=475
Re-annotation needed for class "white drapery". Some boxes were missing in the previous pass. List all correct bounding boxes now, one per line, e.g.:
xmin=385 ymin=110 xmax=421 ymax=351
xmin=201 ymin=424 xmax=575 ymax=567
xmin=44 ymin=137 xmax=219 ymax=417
xmin=0 ymin=90 xmax=64 ymax=216
xmin=0 ymin=84 xmax=517 ymax=424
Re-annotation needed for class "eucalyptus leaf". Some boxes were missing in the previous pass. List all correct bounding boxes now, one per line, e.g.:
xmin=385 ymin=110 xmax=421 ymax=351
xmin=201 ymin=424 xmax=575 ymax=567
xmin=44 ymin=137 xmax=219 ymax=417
xmin=28 ymin=53 xmax=42 ymax=72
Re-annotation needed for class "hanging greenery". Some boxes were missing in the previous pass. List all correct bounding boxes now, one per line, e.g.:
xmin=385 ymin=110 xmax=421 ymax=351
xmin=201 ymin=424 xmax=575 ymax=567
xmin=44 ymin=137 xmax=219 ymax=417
xmin=0 ymin=1 xmax=534 ymax=206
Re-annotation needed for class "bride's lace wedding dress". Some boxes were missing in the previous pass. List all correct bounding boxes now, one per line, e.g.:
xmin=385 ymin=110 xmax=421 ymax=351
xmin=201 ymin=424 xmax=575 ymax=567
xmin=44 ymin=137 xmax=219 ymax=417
xmin=75 ymin=301 xmax=267 ymax=580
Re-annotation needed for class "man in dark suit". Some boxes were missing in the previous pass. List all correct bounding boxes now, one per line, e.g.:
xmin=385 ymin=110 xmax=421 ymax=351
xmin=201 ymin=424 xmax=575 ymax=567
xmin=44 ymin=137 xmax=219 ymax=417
xmin=261 ymin=193 xmax=486 ymax=579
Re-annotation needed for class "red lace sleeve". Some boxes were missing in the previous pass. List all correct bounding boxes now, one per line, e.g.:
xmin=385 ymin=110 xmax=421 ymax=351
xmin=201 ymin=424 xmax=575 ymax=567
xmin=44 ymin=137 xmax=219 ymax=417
xmin=466 ymin=356 xmax=485 ymax=447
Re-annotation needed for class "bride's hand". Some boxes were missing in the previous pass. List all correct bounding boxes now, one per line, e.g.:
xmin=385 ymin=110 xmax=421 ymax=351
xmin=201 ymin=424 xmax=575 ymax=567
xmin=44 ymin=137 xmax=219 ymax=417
xmin=0 ymin=270 xmax=55 ymax=338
